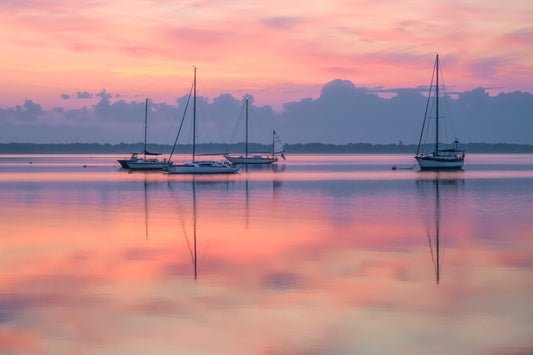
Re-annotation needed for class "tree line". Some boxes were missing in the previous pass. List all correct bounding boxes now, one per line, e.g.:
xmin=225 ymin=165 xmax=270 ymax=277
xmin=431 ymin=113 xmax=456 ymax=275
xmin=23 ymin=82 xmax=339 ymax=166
xmin=1 ymin=142 xmax=532 ymax=154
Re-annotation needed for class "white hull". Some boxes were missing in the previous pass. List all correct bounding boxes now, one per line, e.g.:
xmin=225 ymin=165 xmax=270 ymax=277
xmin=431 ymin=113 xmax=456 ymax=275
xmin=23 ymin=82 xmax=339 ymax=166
xmin=167 ymin=161 xmax=239 ymax=174
xmin=416 ymin=156 xmax=464 ymax=170
xmin=225 ymin=155 xmax=278 ymax=164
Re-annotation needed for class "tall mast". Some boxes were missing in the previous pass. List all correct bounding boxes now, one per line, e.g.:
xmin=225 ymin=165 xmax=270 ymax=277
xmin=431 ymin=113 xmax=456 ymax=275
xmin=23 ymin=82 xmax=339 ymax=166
xmin=435 ymin=54 xmax=439 ymax=153
xmin=193 ymin=67 xmax=197 ymax=163
xmin=144 ymin=98 xmax=148 ymax=160
xmin=245 ymin=97 xmax=249 ymax=158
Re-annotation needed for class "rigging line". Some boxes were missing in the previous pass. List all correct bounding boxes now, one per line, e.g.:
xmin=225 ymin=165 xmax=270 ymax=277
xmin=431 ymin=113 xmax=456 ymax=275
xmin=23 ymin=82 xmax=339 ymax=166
xmin=426 ymin=229 xmax=437 ymax=277
xmin=162 ymin=100 xmax=183 ymax=146
xmin=228 ymin=101 xmax=246 ymax=145
xmin=255 ymin=106 xmax=270 ymax=145
xmin=421 ymin=99 xmax=434 ymax=152
xmin=169 ymin=83 xmax=194 ymax=162
xmin=439 ymin=66 xmax=458 ymax=143
xmin=183 ymin=221 xmax=195 ymax=266
xmin=166 ymin=181 xmax=195 ymax=265
xmin=197 ymin=76 xmax=224 ymax=145
xmin=416 ymin=64 xmax=436 ymax=155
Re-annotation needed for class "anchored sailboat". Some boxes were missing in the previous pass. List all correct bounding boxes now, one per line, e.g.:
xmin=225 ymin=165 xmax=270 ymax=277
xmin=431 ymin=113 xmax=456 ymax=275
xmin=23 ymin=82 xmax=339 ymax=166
xmin=167 ymin=67 xmax=239 ymax=174
xmin=225 ymin=97 xmax=285 ymax=164
xmin=118 ymin=99 xmax=169 ymax=170
xmin=415 ymin=54 xmax=465 ymax=170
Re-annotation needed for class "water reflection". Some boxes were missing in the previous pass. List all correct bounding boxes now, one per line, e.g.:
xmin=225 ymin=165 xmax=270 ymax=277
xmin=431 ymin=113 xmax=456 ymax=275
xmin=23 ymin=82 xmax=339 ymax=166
xmin=416 ymin=174 xmax=464 ymax=284
xmin=144 ymin=176 xmax=149 ymax=241
xmin=239 ymin=164 xmax=284 ymax=227
xmin=2 ymin=155 xmax=533 ymax=354
xmin=191 ymin=179 xmax=198 ymax=280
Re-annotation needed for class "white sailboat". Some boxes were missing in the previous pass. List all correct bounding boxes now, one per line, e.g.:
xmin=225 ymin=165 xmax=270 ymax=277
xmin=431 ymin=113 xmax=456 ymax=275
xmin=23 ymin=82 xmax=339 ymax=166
xmin=415 ymin=54 xmax=465 ymax=170
xmin=225 ymin=98 xmax=285 ymax=164
xmin=167 ymin=67 xmax=240 ymax=175
xmin=118 ymin=99 xmax=169 ymax=170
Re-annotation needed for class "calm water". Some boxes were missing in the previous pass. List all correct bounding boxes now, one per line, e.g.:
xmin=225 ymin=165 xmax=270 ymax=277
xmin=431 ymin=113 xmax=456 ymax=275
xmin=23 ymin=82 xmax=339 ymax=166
xmin=1 ymin=154 xmax=532 ymax=354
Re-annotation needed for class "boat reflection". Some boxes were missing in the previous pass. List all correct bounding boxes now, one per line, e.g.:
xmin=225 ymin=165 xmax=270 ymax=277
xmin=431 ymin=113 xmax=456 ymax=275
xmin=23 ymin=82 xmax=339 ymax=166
xmin=416 ymin=174 xmax=464 ymax=284
xmin=144 ymin=175 xmax=148 ymax=241
xmin=191 ymin=179 xmax=198 ymax=280
xmin=166 ymin=178 xmax=200 ymax=279
xmin=161 ymin=170 xmax=286 ymax=278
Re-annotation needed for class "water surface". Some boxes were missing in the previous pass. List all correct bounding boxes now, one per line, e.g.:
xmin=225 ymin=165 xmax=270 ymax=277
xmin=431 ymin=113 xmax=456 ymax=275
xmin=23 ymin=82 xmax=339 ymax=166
xmin=1 ymin=154 xmax=532 ymax=354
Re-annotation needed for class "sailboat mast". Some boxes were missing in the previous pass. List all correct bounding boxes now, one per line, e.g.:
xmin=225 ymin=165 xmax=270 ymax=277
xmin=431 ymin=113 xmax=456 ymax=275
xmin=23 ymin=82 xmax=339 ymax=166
xmin=193 ymin=67 xmax=197 ymax=163
xmin=245 ymin=97 xmax=249 ymax=158
xmin=144 ymin=98 xmax=148 ymax=160
xmin=435 ymin=54 xmax=439 ymax=154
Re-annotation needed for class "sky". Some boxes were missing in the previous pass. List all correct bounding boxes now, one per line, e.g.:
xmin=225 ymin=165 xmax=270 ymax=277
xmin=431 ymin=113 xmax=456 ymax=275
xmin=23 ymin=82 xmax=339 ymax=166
xmin=0 ymin=0 xmax=532 ymax=144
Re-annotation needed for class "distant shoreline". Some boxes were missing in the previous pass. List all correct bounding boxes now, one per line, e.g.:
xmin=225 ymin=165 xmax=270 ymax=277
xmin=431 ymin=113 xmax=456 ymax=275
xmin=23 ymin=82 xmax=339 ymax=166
xmin=1 ymin=142 xmax=533 ymax=154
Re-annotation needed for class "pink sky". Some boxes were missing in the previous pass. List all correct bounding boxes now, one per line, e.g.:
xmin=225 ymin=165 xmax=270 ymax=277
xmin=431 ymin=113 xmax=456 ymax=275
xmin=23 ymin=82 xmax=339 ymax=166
xmin=1 ymin=0 xmax=532 ymax=110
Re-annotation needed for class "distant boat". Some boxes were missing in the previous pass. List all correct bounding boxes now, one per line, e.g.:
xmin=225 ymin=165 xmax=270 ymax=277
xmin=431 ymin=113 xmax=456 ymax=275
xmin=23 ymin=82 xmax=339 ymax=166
xmin=118 ymin=99 xmax=169 ymax=170
xmin=225 ymin=98 xmax=286 ymax=165
xmin=415 ymin=54 xmax=465 ymax=170
xmin=167 ymin=67 xmax=239 ymax=175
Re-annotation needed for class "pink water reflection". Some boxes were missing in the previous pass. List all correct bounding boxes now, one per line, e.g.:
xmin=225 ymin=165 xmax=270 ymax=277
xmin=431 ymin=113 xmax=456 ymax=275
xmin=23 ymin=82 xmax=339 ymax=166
xmin=1 ymin=155 xmax=532 ymax=354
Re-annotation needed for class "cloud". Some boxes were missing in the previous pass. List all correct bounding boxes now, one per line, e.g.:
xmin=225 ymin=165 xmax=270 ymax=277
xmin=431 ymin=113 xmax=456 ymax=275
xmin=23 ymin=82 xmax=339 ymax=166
xmin=504 ymin=27 xmax=533 ymax=45
xmin=468 ymin=57 xmax=511 ymax=80
xmin=1 ymin=84 xmax=533 ymax=144
xmin=61 ymin=94 xmax=70 ymax=100
xmin=263 ymin=16 xmax=300 ymax=29
xmin=76 ymin=91 xmax=93 ymax=99
xmin=95 ymin=89 xmax=112 ymax=101
xmin=0 ymin=100 xmax=44 ymax=123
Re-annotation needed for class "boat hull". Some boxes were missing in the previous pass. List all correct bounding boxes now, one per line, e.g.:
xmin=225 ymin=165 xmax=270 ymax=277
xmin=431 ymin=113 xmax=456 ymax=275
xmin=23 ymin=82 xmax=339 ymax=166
xmin=225 ymin=155 xmax=278 ymax=164
xmin=117 ymin=159 xmax=133 ymax=169
xmin=416 ymin=155 xmax=464 ymax=170
xmin=167 ymin=161 xmax=239 ymax=174
xmin=126 ymin=160 xmax=169 ymax=170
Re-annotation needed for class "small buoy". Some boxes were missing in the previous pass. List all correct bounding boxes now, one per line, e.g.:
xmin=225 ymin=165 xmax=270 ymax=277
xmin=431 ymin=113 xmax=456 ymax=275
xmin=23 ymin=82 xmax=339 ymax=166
xmin=392 ymin=165 xmax=397 ymax=170
xmin=29 ymin=161 xmax=32 ymax=164
xmin=83 ymin=165 xmax=87 ymax=168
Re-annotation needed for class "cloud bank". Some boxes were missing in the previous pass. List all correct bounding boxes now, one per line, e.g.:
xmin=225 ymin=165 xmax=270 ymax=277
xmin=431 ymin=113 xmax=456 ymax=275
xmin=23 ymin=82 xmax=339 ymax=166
xmin=1 ymin=81 xmax=532 ymax=145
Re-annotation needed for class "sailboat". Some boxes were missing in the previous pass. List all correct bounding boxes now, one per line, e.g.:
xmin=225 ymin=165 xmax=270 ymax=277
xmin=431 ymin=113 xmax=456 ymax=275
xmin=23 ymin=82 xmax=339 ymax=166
xmin=225 ymin=98 xmax=285 ymax=164
xmin=415 ymin=54 xmax=465 ymax=170
xmin=167 ymin=67 xmax=240 ymax=174
xmin=118 ymin=99 xmax=169 ymax=170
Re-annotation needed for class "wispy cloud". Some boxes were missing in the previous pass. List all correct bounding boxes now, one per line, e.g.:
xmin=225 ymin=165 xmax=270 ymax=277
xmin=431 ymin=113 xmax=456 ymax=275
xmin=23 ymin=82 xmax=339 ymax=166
xmin=0 ymin=0 xmax=531 ymax=123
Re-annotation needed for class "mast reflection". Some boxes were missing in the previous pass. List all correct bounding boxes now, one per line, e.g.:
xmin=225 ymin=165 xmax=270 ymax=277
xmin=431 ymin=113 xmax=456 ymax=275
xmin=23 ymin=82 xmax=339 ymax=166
xmin=417 ymin=174 xmax=464 ymax=284
xmin=192 ymin=179 xmax=197 ymax=280
xmin=241 ymin=163 xmax=284 ymax=228
xmin=144 ymin=175 xmax=149 ymax=241
xmin=180 ymin=179 xmax=198 ymax=280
